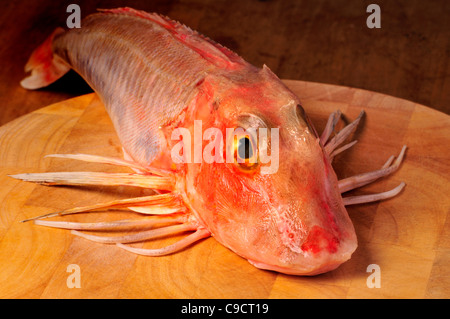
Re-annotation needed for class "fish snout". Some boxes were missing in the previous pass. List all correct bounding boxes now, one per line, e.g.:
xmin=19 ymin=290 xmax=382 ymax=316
xmin=248 ymin=199 xmax=358 ymax=276
xmin=249 ymin=224 xmax=357 ymax=275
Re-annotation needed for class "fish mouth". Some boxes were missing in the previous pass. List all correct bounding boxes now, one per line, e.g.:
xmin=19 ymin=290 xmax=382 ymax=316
xmin=248 ymin=259 xmax=343 ymax=276
xmin=247 ymin=240 xmax=357 ymax=276
xmin=246 ymin=220 xmax=358 ymax=276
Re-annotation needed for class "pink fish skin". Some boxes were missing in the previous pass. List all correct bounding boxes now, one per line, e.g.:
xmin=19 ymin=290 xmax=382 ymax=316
xmin=19 ymin=7 xmax=405 ymax=276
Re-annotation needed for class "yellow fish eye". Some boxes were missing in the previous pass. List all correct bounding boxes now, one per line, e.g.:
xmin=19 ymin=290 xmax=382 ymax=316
xmin=234 ymin=134 xmax=258 ymax=170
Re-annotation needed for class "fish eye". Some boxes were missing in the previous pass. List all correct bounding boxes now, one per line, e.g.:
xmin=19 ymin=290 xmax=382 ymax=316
xmin=233 ymin=134 xmax=258 ymax=170
xmin=238 ymin=136 xmax=253 ymax=159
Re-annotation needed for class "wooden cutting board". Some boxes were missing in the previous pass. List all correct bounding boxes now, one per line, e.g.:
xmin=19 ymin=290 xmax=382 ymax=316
xmin=0 ymin=80 xmax=448 ymax=299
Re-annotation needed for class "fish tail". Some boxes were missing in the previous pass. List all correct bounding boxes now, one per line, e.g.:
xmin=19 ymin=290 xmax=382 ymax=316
xmin=20 ymin=27 xmax=70 ymax=90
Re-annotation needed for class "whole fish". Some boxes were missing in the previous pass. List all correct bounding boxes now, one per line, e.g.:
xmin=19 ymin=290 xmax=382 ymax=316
xmin=14 ymin=7 xmax=406 ymax=275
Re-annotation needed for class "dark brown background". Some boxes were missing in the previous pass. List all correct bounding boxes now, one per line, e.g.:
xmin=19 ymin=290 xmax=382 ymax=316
xmin=1 ymin=0 xmax=448 ymax=126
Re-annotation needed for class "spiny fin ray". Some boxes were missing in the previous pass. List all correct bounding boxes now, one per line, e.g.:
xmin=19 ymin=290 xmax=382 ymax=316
xmin=338 ymin=145 xmax=407 ymax=193
xmin=117 ymin=228 xmax=211 ymax=256
xmin=343 ymin=182 xmax=406 ymax=206
xmin=20 ymin=193 xmax=182 ymax=222
xmin=45 ymin=153 xmax=170 ymax=176
xmin=71 ymin=223 xmax=196 ymax=244
xmin=10 ymin=171 xmax=174 ymax=190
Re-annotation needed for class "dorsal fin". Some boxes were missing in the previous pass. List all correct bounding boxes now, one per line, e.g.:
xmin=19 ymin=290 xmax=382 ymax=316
xmin=98 ymin=7 xmax=248 ymax=69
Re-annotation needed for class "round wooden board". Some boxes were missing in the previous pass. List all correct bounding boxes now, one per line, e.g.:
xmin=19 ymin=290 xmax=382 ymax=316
xmin=0 ymin=80 xmax=448 ymax=299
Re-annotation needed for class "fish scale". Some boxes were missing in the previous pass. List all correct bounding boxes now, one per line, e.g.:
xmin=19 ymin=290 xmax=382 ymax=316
xmin=53 ymin=12 xmax=215 ymax=167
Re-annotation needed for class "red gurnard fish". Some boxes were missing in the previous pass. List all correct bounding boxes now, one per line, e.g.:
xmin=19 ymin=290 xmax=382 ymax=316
xmin=14 ymin=7 xmax=406 ymax=275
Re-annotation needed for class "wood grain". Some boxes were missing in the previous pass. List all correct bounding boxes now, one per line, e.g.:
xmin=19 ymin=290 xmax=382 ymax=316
xmin=0 ymin=0 xmax=449 ymax=126
xmin=0 ymin=81 xmax=448 ymax=299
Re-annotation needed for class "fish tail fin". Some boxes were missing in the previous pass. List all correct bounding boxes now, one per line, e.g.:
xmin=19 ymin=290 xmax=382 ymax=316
xmin=20 ymin=27 xmax=70 ymax=90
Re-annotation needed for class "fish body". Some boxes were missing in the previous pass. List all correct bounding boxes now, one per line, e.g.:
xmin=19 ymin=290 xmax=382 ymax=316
xmin=18 ymin=8 xmax=406 ymax=275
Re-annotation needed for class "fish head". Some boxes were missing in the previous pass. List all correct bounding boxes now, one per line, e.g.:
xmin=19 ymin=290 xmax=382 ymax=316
xmin=182 ymin=65 xmax=357 ymax=275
